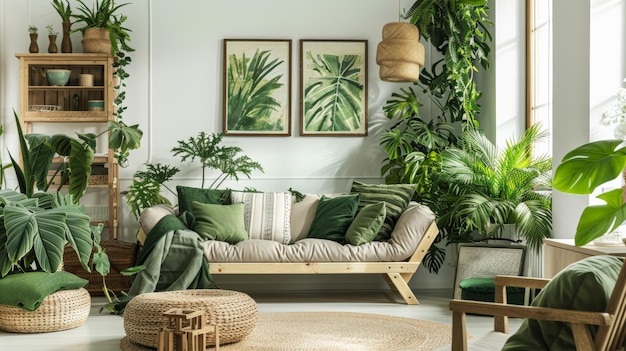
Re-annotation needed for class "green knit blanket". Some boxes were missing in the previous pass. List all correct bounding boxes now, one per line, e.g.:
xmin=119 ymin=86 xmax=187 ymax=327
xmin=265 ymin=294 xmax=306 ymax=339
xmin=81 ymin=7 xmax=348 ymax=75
xmin=0 ymin=271 xmax=88 ymax=311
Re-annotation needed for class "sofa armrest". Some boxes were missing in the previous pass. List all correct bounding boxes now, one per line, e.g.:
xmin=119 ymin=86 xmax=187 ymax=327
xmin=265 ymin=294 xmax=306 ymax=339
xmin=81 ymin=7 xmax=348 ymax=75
xmin=138 ymin=204 xmax=177 ymax=244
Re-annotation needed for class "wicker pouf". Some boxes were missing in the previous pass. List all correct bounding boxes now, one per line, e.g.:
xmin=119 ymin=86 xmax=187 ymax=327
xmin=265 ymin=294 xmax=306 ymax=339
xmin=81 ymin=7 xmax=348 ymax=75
xmin=0 ymin=288 xmax=91 ymax=333
xmin=124 ymin=289 xmax=257 ymax=348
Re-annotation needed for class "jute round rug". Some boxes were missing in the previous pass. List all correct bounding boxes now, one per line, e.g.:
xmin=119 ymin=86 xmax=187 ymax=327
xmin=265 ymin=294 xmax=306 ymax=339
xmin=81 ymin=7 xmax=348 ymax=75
xmin=120 ymin=311 xmax=456 ymax=351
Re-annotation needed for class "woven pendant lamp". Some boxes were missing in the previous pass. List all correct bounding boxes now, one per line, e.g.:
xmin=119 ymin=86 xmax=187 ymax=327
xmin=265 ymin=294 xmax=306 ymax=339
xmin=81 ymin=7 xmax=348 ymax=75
xmin=376 ymin=22 xmax=425 ymax=82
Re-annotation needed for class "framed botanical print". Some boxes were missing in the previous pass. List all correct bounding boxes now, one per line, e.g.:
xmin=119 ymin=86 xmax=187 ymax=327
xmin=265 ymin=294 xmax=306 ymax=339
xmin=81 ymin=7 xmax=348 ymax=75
xmin=300 ymin=40 xmax=368 ymax=136
xmin=223 ymin=39 xmax=292 ymax=136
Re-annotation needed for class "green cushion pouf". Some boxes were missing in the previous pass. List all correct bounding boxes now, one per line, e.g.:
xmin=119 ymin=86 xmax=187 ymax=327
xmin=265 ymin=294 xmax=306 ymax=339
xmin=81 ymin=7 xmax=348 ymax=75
xmin=460 ymin=277 xmax=525 ymax=305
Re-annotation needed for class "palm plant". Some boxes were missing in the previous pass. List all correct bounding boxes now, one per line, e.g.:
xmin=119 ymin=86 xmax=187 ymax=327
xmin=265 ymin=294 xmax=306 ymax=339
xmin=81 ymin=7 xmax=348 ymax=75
xmin=227 ymin=49 xmax=285 ymax=131
xmin=303 ymin=52 xmax=364 ymax=132
xmin=433 ymin=125 xmax=552 ymax=263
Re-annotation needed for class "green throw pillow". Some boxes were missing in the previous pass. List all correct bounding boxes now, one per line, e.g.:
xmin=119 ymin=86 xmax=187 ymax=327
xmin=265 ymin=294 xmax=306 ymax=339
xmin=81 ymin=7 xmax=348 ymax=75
xmin=0 ymin=271 xmax=88 ymax=311
xmin=307 ymin=194 xmax=359 ymax=243
xmin=502 ymin=255 xmax=624 ymax=350
xmin=177 ymin=186 xmax=231 ymax=214
xmin=345 ymin=202 xmax=386 ymax=246
xmin=191 ymin=201 xmax=247 ymax=244
xmin=350 ymin=181 xmax=416 ymax=241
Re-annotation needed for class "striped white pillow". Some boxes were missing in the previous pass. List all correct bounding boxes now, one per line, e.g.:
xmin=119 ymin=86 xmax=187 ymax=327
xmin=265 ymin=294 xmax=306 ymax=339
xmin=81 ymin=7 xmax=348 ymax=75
xmin=230 ymin=191 xmax=292 ymax=244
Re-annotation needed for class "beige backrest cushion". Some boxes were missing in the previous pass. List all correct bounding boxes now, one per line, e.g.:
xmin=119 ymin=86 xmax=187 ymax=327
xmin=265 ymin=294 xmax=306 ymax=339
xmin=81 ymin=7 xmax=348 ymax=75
xmin=290 ymin=194 xmax=321 ymax=242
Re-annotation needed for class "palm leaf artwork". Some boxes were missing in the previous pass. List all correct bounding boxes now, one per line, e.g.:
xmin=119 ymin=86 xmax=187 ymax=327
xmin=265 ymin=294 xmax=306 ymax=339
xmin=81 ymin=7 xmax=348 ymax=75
xmin=227 ymin=48 xmax=286 ymax=132
xmin=303 ymin=50 xmax=365 ymax=133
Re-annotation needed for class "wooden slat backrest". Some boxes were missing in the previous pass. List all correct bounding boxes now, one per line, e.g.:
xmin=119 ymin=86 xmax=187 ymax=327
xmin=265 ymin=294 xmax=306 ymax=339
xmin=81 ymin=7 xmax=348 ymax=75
xmin=595 ymin=258 xmax=626 ymax=351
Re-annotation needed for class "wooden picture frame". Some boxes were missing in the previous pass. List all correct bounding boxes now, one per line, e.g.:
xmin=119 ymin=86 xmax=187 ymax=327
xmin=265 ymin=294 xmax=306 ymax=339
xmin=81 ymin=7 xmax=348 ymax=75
xmin=453 ymin=243 xmax=526 ymax=300
xmin=299 ymin=40 xmax=368 ymax=136
xmin=223 ymin=39 xmax=292 ymax=136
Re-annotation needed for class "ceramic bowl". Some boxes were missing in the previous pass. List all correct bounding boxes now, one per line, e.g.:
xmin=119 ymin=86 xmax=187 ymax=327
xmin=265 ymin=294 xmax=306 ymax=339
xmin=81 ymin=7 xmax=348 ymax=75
xmin=46 ymin=69 xmax=71 ymax=86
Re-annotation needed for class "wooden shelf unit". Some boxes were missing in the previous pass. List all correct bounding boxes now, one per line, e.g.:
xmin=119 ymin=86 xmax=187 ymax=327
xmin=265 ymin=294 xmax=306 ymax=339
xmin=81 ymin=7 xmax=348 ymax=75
xmin=16 ymin=53 xmax=119 ymax=239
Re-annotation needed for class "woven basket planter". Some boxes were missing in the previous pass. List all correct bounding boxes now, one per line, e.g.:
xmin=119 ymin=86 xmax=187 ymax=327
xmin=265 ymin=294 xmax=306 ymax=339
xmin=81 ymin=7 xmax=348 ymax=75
xmin=124 ymin=290 xmax=257 ymax=347
xmin=0 ymin=288 xmax=91 ymax=333
xmin=82 ymin=27 xmax=112 ymax=55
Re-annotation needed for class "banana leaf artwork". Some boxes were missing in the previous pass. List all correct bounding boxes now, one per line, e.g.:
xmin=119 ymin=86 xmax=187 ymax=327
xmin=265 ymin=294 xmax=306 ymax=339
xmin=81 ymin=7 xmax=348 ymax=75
xmin=300 ymin=40 xmax=368 ymax=136
xmin=223 ymin=39 xmax=292 ymax=136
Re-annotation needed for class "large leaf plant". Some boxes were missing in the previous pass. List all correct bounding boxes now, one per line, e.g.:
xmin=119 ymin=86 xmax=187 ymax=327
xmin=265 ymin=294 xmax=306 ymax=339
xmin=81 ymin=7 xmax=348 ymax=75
xmin=0 ymin=112 xmax=109 ymax=278
xmin=553 ymin=139 xmax=626 ymax=246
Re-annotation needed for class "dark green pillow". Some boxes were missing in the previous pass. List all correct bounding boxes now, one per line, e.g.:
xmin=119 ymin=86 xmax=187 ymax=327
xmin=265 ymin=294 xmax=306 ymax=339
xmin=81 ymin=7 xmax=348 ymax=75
xmin=350 ymin=181 xmax=416 ymax=241
xmin=0 ymin=271 xmax=88 ymax=311
xmin=307 ymin=194 xmax=359 ymax=243
xmin=502 ymin=255 xmax=624 ymax=350
xmin=177 ymin=186 xmax=231 ymax=214
xmin=191 ymin=201 xmax=247 ymax=244
xmin=345 ymin=202 xmax=386 ymax=246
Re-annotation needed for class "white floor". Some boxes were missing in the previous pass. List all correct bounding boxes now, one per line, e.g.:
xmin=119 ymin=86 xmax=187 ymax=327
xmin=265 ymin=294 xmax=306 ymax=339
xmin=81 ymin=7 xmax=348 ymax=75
xmin=0 ymin=289 xmax=524 ymax=351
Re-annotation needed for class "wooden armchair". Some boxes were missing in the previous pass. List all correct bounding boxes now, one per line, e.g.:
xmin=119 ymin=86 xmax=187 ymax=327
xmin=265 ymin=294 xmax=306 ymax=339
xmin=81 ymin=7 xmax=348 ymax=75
xmin=447 ymin=256 xmax=626 ymax=351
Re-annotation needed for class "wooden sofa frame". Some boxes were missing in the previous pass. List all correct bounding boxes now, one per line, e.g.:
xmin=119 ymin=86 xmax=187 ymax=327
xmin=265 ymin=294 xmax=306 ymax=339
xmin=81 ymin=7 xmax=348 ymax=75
xmin=209 ymin=221 xmax=439 ymax=305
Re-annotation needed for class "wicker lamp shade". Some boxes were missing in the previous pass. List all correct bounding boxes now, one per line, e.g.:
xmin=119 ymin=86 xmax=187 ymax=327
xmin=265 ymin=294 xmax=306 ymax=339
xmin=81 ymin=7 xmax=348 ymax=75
xmin=376 ymin=22 xmax=425 ymax=82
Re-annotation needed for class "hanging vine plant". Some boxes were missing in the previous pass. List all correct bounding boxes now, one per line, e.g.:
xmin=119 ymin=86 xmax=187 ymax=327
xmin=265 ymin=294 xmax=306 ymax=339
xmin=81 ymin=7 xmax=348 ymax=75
xmin=379 ymin=0 xmax=493 ymax=274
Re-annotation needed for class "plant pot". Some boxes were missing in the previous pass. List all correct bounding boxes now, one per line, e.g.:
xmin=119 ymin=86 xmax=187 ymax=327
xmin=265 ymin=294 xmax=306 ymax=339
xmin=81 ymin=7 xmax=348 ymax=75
xmin=48 ymin=35 xmax=58 ymax=53
xmin=61 ymin=21 xmax=72 ymax=53
xmin=29 ymin=33 xmax=39 ymax=53
xmin=82 ymin=27 xmax=111 ymax=55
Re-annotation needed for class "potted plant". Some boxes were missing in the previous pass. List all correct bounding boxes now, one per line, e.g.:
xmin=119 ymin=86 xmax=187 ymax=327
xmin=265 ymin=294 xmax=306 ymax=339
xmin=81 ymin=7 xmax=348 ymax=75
xmin=51 ymin=0 xmax=73 ymax=53
xmin=71 ymin=0 xmax=133 ymax=57
xmin=436 ymin=124 xmax=552 ymax=246
xmin=416 ymin=125 xmax=552 ymax=273
xmin=124 ymin=132 xmax=264 ymax=219
xmin=46 ymin=24 xmax=58 ymax=53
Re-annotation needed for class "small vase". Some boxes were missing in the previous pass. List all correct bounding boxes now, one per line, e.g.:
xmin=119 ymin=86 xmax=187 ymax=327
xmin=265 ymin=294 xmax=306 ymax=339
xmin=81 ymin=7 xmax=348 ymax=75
xmin=29 ymin=33 xmax=39 ymax=53
xmin=48 ymin=35 xmax=58 ymax=53
xmin=61 ymin=21 xmax=72 ymax=53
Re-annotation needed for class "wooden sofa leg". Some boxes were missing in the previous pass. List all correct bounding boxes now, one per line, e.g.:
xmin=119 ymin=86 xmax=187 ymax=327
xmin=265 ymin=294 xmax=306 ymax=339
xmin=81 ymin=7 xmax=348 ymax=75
xmin=385 ymin=273 xmax=419 ymax=305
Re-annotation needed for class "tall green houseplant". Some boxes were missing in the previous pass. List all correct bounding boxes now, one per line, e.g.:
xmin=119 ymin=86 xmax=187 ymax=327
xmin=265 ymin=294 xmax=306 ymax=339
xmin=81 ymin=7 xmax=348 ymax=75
xmin=379 ymin=0 xmax=493 ymax=273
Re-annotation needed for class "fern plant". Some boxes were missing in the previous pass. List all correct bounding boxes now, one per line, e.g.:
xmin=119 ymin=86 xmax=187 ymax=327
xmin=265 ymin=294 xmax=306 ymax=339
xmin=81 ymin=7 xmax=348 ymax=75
xmin=303 ymin=53 xmax=364 ymax=132
xmin=226 ymin=49 xmax=285 ymax=131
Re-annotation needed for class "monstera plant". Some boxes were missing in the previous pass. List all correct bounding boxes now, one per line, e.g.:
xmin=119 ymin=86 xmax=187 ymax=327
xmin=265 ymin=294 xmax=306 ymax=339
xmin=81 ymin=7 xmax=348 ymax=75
xmin=553 ymin=139 xmax=626 ymax=246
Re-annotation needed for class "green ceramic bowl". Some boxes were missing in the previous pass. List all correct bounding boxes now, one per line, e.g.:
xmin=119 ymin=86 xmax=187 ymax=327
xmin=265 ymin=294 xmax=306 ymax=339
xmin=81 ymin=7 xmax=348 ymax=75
xmin=46 ymin=69 xmax=71 ymax=86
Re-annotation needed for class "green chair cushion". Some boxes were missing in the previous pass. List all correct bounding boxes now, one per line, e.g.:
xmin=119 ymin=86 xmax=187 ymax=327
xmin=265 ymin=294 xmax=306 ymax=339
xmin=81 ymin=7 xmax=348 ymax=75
xmin=307 ymin=194 xmax=359 ymax=243
xmin=191 ymin=201 xmax=247 ymax=244
xmin=0 ymin=271 xmax=88 ymax=311
xmin=502 ymin=255 xmax=624 ymax=350
xmin=350 ymin=181 xmax=416 ymax=241
xmin=345 ymin=202 xmax=386 ymax=246
xmin=459 ymin=277 xmax=525 ymax=305
xmin=177 ymin=186 xmax=231 ymax=214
